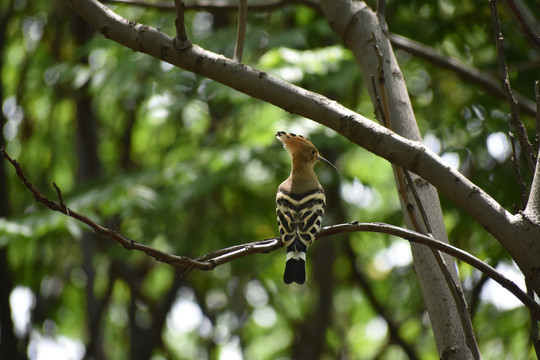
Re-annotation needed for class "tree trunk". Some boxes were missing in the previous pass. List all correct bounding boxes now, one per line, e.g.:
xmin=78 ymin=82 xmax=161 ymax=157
xmin=318 ymin=1 xmax=477 ymax=358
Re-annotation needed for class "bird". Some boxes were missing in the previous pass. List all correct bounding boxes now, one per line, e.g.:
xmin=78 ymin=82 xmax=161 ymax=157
xmin=275 ymin=131 xmax=337 ymax=284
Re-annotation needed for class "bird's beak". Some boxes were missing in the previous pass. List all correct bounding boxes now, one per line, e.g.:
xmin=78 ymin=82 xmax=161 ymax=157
xmin=317 ymin=155 xmax=337 ymax=172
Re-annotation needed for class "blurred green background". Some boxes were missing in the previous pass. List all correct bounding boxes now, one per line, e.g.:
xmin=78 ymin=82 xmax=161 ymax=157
xmin=1 ymin=0 xmax=539 ymax=359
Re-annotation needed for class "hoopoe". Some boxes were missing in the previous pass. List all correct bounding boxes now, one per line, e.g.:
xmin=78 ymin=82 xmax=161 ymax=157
xmin=275 ymin=131 xmax=336 ymax=284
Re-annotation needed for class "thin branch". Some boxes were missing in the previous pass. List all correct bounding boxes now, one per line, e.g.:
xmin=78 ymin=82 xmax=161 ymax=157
xmin=53 ymin=182 xmax=68 ymax=215
xmin=4 ymin=146 xmax=539 ymax=320
xmin=173 ymin=0 xmax=191 ymax=50
xmin=325 ymin=222 xmax=540 ymax=321
xmin=504 ymin=0 xmax=540 ymax=49
xmin=1 ymin=147 xmax=276 ymax=271
xmin=233 ymin=0 xmax=247 ymax=62
xmin=490 ymin=0 xmax=536 ymax=171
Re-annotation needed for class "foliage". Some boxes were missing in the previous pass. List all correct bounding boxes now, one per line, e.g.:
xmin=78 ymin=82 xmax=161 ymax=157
xmin=1 ymin=0 xmax=539 ymax=359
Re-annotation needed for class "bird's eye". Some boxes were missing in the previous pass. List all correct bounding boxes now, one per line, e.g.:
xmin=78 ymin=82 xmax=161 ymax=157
xmin=311 ymin=150 xmax=316 ymax=155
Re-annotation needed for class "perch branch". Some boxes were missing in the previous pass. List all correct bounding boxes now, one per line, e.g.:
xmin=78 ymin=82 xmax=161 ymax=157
xmin=3 ymin=147 xmax=539 ymax=320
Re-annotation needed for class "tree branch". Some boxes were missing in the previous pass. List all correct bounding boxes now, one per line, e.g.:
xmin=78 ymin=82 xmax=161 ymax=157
xmin=324 ymin=222 xmax=540 ymax=321
xmin=65 ymin=0 xmax=540 ymax=294
xmin=504 ymin=0 xmax=540 ymax=49
xmin=3 ymin=147 xmax=539 ymax=320
xmin=0 ymin=147 xmax=278 ymax=271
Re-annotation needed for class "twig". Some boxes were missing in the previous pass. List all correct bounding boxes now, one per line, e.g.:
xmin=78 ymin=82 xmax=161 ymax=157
xmin=372 ymin=38 xmax=390 ymax=128
xmin=233 ymin=0 xmax=247 ymax=62
xmin=173 ymin=0 xmax=191 ymax=50
xmin=504 ymin=0 xmax=540 ymax=49
xmin=509 ymin=132 xmax=528 ymax=210
xmin=371 ymin=42 xmax=422 ymax=232
xmin=1 ymin=147 xmax=273 ymax=270
xmin=489 ymin=0 xmax=536 ymax=172
xmin=53 ymin=182 xmax=69 ymax=215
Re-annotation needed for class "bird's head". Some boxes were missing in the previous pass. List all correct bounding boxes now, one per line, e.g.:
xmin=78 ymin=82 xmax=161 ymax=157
xmin=276 ymin=131 xmax=337 ymax=171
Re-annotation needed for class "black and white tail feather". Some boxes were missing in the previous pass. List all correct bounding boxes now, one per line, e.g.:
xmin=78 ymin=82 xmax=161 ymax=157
xmin=276 ymin=188 xmax=326 ymax=284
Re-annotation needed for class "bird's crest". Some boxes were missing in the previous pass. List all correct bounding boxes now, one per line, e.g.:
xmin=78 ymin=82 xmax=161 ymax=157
xmin=276 ymin=131 xmax=337 ymax=171
xmin=275 ymin=131 xmax=316 ymax=153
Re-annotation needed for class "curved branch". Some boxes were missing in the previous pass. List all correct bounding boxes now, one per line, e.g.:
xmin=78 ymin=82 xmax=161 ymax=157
xmin=0 ymin=148 xmax=281 ymax=271
xmin=321 ymin=222 xmax=540 ymax=321
xmin=65 ymin=0 xmax=540 ymax=296
xmin=66 ymin=0 xmax=516 ymax=241
xmin=4 ymin=146 xmax=539 ymax=319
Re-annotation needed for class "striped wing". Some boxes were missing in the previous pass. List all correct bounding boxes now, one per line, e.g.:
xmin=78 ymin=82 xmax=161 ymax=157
xmin=276 ymin=188 xmax=326 ymax=249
